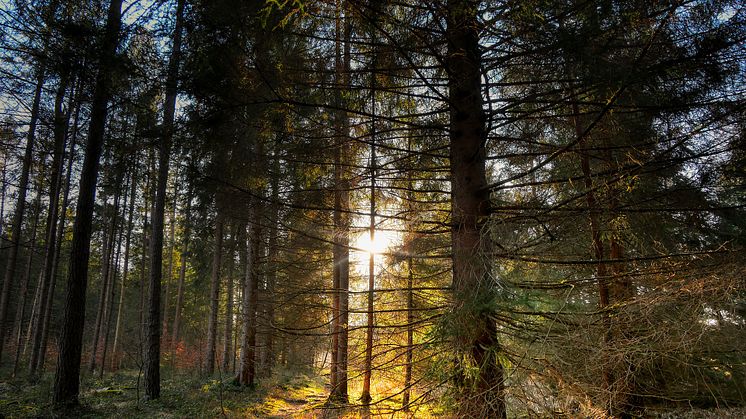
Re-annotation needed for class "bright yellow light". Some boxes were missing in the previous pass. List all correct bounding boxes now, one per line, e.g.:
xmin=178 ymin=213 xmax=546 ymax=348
xmin=353 ymin=229 xmax=398 ymax=255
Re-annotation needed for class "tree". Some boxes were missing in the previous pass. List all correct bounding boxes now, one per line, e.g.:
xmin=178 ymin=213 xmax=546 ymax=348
xmin=143 ymin=0 xmax=185 ymax=399
xmin=446 ymin=0 xmax=506 ymax=416
xmin=53 ymin=0 xmax=123 ymax=406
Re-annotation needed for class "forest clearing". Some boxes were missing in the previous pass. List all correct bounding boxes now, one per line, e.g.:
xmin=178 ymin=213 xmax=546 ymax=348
xmin=0 ymin=0 xmax=744 ymax=417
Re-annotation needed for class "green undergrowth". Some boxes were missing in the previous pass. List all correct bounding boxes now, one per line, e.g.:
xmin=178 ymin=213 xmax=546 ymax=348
xmin=0 ymin=366 xmax=329 ymax=418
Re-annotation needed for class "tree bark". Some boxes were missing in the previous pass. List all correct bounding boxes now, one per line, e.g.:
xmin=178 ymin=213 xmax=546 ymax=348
xmin=112 ymin=168 xmax=137 ymax=370
xmin=205 ymin=212 xmax=224 ymax=376
xmin=144 ymin=0 xmax=185 ymax=398
xmin=53 ymin=0 xmax=123 ymax=406
xmin=36 ymin=83 xmax=81 ymax=374
xmin=89 ymin=185 xmax=119 ymax=373
xmin=447 ymin=0 xmax=505 ymax=416
xmin=222 ymin=226 xmax=237 ymax=372
xmin=172 ymin=182 xmax=192 ymax=344
xmin=0 ymin=67 xmax=45 ymax=365
xmin=161 ymin=182 xmax=177 ymax=340
xmin=28 ymin=72 xmax=70 ymax=379
xmin=236 ymin=221 xmax=259 ymax=386
xmin=11 ymin=170 xmax=43 ymax=376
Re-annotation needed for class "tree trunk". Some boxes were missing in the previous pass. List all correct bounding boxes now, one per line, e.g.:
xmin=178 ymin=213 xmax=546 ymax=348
xmin=144 ymin=0 xmax=185 ymax=398
xmin=331 ymin=5 xmax=352 ymax=401
xmin=28 ymin=73 xmax=69 ymax=379
xmin=236 ymin=221 xmax=259 ymax=386
xmin=0 ymin=67 xmax=44 ymax=364
xmin=53 ymin=0 xmax=123 ymax=406
xmin=89 ymin=185 xmax=119 ymax=373
xmin=36 ymin=83 xmax=81 ymax=374
xmin=361 ymin=1 xmax=379 ymax=404
xmin=100 ymin=186 xmax=127 ymax=378
xmin=403 ymin=139 xmax=415 ymax=411
xmin=222 ymin=227 xmax=236 ymax=372
xmin=112 ymin=168 xmax=137 ymax=370
xmin=161 ymin=182 xmax=177 ymax=340
xmin=205 ymin=212 xmax=224 ymax=376
xmin=572 ymin=99 xmax=613 ymax=398
xmin=11 ymin=170 xmax=44 ymax=376
xmin=172 ymin=182 xmax=192 ymax=344
xmin=447 ymin=0 xmax=505 ymax=417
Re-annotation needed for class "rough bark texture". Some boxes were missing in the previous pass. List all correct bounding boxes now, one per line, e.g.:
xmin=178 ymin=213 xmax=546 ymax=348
xmin=53 ymin=0 xmax=123 ymax=407
xmin=144 ymin=0 xmax=184 ymax=398
xmin=447 ymin=0 xmax=506 ymax=417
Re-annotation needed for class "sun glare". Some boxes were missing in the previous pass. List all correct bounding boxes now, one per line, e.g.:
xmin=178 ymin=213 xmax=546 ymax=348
xmin=353 ymin=229 xmax=398 ymax=255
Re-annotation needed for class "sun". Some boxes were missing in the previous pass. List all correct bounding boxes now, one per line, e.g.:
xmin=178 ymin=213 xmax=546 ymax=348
xmin=353 ymin=229 xmax=398 ymax=255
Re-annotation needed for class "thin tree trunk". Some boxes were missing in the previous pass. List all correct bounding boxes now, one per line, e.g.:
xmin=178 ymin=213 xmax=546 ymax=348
xmin=0 ymin=67 xmax=45 ymax=364
xmin=447 ymin=0 xmax=505 ymax=416
xmin=205 ymin=212 xmax=224 ymax=376
xmin=11 ymin=170 xmax=43 ymax=376
xmin=144 ymin=0 xmax=185 ymax=398
xmin=89 ymin=186 xmax=117 ymax=373
xmin=139 ymin=154 xmax=152 ymax=334
xmin=161 ymin=182 xmax=177 ymax=340
xmin=263 ymin=155 xmax=280 ymax=377
xmin=53 ymin=0 xmax=123 ymax=406
xmin=172 ymin=182 xmax=192 ymax=344
xmin=336 ymin=12 xmax=352 ymax=403
xmin=236 ymin=221 xmax=259 ymax=386
xmin=100 ymin=184 xmax=127 ymax=378
xmin=402 ymin=139 xmax=415 ymax=410
xmin=28 ymin=74 xmax=70 ymax=379
xmin=113 ymin=167 xmax=136 ymax=370
xmin=330 ymin=2 xmax=344 ymax=397
xmin=361 ymin=1 xmax=378 ymax=403
xmin=572 ymin=99 xmax=612 ymax=396
xmin=35 ymin=71 xmax=81 ymax=376
xmin=222 ymin=227 xmax=237 ymax=372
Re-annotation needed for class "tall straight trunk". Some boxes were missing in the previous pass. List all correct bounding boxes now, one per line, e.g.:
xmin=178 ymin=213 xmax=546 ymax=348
xmin=0 ymin=68 xmax=44 ymax=364
xmin=236 ymin=221 xmax=259 ymax=386
xmin=336 ymin=11 xmax=352 ymax=403
xmin=361 ymin=1 xmax=379 ymax=403
xmin=28 ymin=73 xmax=70 ymax=379
xmin=144 ymin=0 xmax=185 ymax=398
xmin=100 ymin=188 xmax=127 ymax=378
xmin=222 ymin=227 xmax=237 ymax=372
xmin=161 ymin=182 xmax=177 ymax=339
xmin=205 ymin=212 xmax=224 ymax=376
xmin=11 ymin=171 xmax=43 ymax=376
xmin=53 ymin=0 xmax=123 ymax=406
xmin=112 ymin=168 xmax=136 ymax=369
xmin=172 ymin=183 xmax=192 ymax=344
xmin=447 ymin=0 xmax=505 ymax=417
xmin=139 ymin=155 xmax=152 ymax=333
xmin=330 ymin=1 xmax=344 ymax=397
xmin=262 ymin=157 xmax=280 ymax=376
xmin=402 ymin=139 xmax=415 ymax=410
xmin=89 ymin=186 xmax=119 ymax=373
xmin=36 ymin=85 xmax=81 ymax=374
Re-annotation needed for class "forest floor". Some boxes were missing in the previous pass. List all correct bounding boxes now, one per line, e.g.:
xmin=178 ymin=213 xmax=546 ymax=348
xmin=0 ymin=367 xmax=425 ymax=418
xmin=2 ymin=367 xmax=744 ymax=418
